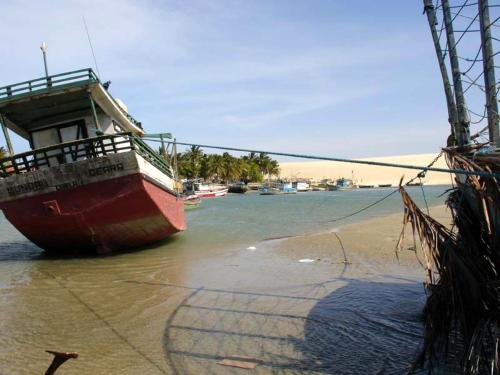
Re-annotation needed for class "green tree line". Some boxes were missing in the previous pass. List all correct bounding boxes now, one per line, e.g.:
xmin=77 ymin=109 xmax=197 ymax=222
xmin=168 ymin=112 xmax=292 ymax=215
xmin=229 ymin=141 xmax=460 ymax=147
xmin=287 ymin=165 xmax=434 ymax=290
xmin=174 ymin=146 xmax=279 ymax=183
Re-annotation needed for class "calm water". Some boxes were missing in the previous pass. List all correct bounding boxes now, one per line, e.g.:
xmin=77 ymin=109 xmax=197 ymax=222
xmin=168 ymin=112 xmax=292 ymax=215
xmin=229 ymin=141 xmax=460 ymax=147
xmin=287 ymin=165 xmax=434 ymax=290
xmin=0 ymin=186 xmax=450 ymax=374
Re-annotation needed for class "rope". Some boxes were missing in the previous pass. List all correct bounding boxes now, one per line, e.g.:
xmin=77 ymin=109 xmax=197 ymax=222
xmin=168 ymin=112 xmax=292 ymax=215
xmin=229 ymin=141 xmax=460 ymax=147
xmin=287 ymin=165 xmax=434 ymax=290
xmin=325 ymin=152 xmax=444 ymax=223
xmin=420 ymin=178 xmax=431 ymax=215
xmin=142 ymin=138 xmax=500 ymax=179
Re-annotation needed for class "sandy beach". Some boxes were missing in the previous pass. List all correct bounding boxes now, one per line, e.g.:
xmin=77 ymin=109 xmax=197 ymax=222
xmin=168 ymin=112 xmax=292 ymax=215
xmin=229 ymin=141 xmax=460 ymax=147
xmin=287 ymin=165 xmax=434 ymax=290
xmin=268 ymin=204 xmax=450 ymax=269
xmin=280 ymin=153 xmax=451 ymax=186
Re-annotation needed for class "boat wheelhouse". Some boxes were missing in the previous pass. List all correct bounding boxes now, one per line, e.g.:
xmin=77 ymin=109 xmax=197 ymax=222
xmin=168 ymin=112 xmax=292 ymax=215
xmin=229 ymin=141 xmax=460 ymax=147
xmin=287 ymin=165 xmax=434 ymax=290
xmin=0 ymin=69 xmax=186 ymax=254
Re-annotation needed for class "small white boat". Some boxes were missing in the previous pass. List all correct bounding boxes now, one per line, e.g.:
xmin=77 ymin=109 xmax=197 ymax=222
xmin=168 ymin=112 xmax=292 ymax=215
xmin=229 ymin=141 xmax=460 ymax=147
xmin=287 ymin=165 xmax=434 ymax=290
xmin=194 ymin=183 xmax=228 ymax=198
xmin=292 ymin=181 xmax=311 ymax=192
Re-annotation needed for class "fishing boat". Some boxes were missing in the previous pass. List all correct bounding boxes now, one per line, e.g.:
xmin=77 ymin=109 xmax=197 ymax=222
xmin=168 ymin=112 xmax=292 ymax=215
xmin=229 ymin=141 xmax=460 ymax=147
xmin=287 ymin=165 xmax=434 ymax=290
xmin=183 ymin=194 xmax=201 ymax=209
xmin=292 ymin=181 xmax=310 ymax=192
xmin=246 ymin=182 xmax=261 ymax=190
xmin=228 ymin=181 xmax=248 ymax=194
xmin=0 ymin=68 xmax=186 ymax=254
xmin=184 ymin=181 xmax=228 ymax=198
xmin=378 ymin=184 xmax=392 ymax=188
xmin=327 ymin=178 xmax=358 ymax=191
xmin=259 ymin=182 xmax=297 ymax=195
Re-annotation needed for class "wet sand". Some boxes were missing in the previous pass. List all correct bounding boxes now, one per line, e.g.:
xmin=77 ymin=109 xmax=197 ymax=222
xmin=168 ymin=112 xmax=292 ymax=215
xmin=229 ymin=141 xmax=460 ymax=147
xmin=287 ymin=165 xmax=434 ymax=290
xmin=0 ymin=204 xmax=450 ymax=374
xmin=267 ymin=204 xmax=450 ymax=273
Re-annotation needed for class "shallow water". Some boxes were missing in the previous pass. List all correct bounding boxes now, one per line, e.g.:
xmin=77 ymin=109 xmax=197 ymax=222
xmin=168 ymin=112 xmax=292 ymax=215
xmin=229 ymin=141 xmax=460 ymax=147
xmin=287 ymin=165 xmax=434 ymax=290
xmin=0 ymin=186 xmax=450 ymax=374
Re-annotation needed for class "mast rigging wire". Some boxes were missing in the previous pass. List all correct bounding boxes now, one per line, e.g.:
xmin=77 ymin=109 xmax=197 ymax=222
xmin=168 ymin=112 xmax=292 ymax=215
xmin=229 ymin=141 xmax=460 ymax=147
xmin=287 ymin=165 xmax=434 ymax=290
xmin=82 ymin=16 xmax=101 ymax=79
xmin=141 ymin=138 xmax=500 ymax=179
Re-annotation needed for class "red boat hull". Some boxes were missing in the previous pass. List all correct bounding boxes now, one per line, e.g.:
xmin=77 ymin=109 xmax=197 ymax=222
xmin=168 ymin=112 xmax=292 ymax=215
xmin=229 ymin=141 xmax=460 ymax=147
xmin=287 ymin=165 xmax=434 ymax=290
xmin=0 ymin=173 xmax=186 ymax=254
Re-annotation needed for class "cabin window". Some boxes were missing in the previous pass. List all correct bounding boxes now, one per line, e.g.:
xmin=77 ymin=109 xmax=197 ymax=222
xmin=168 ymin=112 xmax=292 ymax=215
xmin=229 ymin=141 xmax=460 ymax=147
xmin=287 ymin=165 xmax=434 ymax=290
xmin=31 ymin=119 xmax=88 ymax=147
xmin=31 ymin=119 xmax=89 ymax=166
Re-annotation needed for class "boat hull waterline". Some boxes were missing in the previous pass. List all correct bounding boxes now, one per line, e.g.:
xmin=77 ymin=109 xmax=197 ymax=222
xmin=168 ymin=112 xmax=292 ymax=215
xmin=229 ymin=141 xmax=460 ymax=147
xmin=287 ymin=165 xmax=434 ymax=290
xmin=0 ymin=151 xmax=186 ymax=254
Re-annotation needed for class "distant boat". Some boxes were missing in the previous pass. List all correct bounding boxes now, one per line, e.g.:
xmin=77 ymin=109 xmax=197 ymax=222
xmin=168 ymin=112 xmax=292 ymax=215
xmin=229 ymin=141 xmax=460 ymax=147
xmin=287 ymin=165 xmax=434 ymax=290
xmin=246 ymin=182 xmax=261 ymax=190
xmin=327 ymin=178 xmax=358 ymax=191
xmin=184 ymin=181 xmax=228 ymax=198
xmin=359 ymin=185 xmax=375 ymax=189
xmin=228 ymin=182 xmax=248 ymax=194
xmin=407 ymin=182 xmax=423 ymax=187
xmin=311 ymin=186 xmax=326 ymax=191
xmin=378 ymin=184 xmax=392 ymax=188
xmin=259 ymin=182 xmax=297 ymax=195
xmin=292 ymin=181 xmax=311 ymax=192
xmin=183 ymin=194 xmax=201 ymax=209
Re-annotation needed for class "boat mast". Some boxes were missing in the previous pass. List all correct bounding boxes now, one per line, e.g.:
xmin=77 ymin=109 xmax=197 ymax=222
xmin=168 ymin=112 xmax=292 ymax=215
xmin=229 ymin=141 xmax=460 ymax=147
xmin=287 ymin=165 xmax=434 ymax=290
xmin=423 ymin=0 xmax=459 ymax=144
xmin=478 ymin=0 xmax=500 ymax=147
xmin=442 ymin=0 xmax=471 ymax=147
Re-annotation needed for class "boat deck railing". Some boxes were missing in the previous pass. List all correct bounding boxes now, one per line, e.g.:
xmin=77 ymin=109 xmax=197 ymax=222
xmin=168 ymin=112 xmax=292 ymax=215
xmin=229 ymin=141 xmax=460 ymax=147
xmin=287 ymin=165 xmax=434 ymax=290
xmin=0 ymin=68 xmax=143 ymax=129
xmin=0 ymin=69 xmax=98 ymax=102
xmin=0 ymin=133 xmax=173 ymax=179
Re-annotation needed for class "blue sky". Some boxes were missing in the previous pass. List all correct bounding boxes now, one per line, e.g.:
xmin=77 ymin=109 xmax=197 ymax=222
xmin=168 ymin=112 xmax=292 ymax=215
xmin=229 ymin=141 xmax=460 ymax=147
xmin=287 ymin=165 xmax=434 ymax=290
xmin=0 ymin=0 xmax=494 ymax=159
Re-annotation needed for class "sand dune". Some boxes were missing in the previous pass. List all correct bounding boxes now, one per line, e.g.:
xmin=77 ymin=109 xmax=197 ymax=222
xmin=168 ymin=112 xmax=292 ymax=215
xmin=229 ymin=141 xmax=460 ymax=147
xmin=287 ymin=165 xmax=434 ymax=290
xmin=279 ymin=153 xmax=451 ymax=186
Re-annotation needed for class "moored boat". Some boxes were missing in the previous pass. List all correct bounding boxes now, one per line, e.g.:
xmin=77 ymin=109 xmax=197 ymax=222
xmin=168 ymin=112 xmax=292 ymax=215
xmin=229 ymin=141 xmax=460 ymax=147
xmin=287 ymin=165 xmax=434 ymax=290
xmin=228 ymin=182 xmax=248 ymax=194
xmin=0 ymin=68 xmax=186 ymax=254
xmin=246 ymin=182 xmax=261 ymax=190
xmin=292 ymin=181 xmax=310 ymax=192
xmin=184 ymin=181 xmax=228 ymax=198
xmin=327 ymin=178 xmax=358 ymax=191
xmin=259 ymin=182 xmax=297 ymax=195
xmin=183 ymin=194 xmax=201 ymax=209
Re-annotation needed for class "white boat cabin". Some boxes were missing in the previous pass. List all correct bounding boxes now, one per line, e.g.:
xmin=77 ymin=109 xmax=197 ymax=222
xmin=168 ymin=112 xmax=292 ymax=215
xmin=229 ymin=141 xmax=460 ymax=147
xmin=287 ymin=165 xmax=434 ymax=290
xmin=0 ymin=69 xmax=144 ymax=168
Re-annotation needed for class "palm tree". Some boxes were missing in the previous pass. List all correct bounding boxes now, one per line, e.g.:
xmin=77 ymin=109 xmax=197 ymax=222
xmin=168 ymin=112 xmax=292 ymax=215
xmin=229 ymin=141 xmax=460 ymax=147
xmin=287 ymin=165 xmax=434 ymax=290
xmin=268 ymin=159 xmax=280 ymax=178
xmin=200 ymin=154 xmax=224 ymax=182
xmin=178 ymin=146 xmax=204 ymax=179
xmin=256 ymin=153 xmax=272 ymax=175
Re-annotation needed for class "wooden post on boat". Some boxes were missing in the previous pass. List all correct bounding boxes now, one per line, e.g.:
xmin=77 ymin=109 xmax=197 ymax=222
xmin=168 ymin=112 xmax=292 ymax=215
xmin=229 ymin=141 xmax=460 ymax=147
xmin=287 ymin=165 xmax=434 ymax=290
xmin=0 ymin=113 xmax=14 ymax=155
xmin=478 ymin=0 xmax=500 ymax=147
xmin=423 ymin=0 xmax=459 ymax=144
xmin=442 ymin=0 xmax=471 ymax=147
xmin=160 ymin=134 xmax=167 ymax=160
xmin=173 ymin=138 xmax=180 ymax=194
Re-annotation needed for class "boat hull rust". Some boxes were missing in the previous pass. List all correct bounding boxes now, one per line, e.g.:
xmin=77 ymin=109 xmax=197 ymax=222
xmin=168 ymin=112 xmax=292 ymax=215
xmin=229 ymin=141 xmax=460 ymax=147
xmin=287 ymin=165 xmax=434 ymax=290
xmin=0 ymin=173 xmax=185 ymax=254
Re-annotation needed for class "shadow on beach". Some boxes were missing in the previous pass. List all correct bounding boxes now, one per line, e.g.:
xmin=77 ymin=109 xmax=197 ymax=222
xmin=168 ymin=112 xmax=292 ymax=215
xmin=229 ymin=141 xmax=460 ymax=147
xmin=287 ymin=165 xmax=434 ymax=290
xmin=0 ymin=236 xmax=181 ymax=261
xmin=162 ymin=277 xmax=426 ymax=374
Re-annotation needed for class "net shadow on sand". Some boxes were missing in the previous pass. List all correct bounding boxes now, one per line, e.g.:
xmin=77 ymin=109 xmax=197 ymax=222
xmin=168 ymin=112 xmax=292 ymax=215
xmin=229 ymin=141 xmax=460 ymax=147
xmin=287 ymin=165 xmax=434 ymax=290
xmin=161 ymin=277 xmax=426 ymax=374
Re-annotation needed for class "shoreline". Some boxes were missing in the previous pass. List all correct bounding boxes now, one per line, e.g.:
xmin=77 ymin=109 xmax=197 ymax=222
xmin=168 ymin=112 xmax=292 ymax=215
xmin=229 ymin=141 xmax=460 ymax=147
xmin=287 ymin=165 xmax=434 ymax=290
xmin=279 ymin=153 xmax=451 ymax=186
xmin=262 ymin=204 xmax=450 ymax=276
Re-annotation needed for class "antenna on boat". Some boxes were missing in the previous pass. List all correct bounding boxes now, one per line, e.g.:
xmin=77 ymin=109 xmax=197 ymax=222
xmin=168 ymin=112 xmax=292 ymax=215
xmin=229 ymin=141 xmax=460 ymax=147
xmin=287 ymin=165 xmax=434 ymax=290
xmin=40 ymin=42 xmax=49 ymax=79
xmin=82 ymin=16 xmax=102 ymax=79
